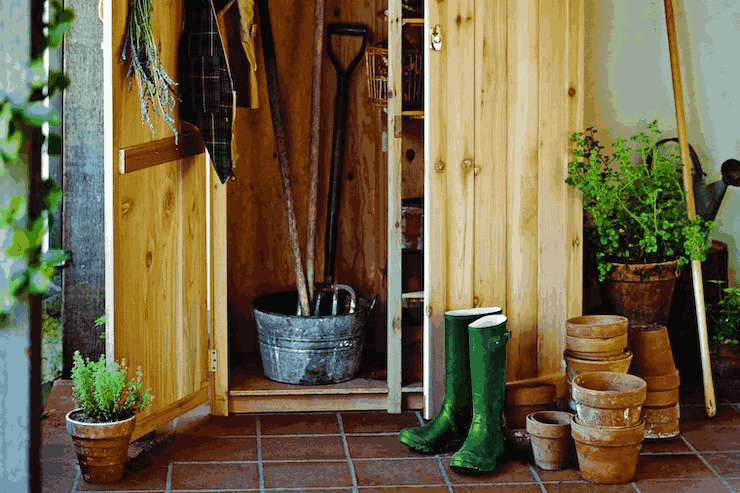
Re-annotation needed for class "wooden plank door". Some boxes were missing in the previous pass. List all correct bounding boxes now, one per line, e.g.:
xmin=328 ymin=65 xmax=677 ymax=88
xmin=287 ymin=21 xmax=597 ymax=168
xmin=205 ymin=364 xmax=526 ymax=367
xmin=103 ymin=0 xmax=228 ymax=441
xmin=424 ymin=0 xmax=584 ymax=416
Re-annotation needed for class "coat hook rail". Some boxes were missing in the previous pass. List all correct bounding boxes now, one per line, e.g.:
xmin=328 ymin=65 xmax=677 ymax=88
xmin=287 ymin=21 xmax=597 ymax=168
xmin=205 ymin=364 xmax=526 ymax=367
xmin=118 ymin=130 xmax=204 ymax=175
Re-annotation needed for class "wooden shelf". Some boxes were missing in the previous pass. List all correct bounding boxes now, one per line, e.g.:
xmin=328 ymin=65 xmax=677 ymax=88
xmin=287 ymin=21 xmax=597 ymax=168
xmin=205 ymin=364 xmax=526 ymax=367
xmin=230 ymin=374 xmax=389 ymax=396
xmin=402 ymin=290 xmax=424 ymax=308
xmin=402 ymin=110 xmax=424 ymax=119
xmin=402 ymin=17 xmax=424 ymax=26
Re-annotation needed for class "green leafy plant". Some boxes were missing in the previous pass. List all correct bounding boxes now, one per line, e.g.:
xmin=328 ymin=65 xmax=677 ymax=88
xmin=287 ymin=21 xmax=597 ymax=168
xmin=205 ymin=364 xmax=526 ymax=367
xmin=707 ymin=282 xmax=740 ymax=346
xmin=1 ymin=0 xmax=73 ymax=327
xmin=565 ymin=120 xmax=714 ymax=281
xmin=71 ymin=350 xmax=152 ymax=423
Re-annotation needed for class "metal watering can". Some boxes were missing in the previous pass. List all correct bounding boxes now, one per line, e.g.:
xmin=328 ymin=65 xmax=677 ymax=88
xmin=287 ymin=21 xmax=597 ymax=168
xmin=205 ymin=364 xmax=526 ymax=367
xmin=654 ymin=138 xmax=740 ymax=221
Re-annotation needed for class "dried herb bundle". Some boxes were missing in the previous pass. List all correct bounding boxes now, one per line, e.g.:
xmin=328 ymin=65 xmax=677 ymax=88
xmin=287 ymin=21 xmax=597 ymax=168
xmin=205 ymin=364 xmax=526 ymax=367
xmin=119 ymin=0 xmax=177 ymax=136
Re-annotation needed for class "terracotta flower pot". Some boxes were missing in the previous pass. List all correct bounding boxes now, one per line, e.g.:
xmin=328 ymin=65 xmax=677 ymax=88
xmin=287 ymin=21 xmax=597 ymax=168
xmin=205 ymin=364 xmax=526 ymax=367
xmin=571 ymin=417 xmax=645 ymax=484
xmin=566 ymin=333 xmax=628 ymax=360
xmin=641 ymin=368 xmax=680 ymax=392
xmin=601 ymin=260 xmax=682 ymax=326
xmin=710 ymin=342 xmax=740 ymax=402
xmin=642 ymin=403 xmax=680 ymax=439
xmin=565 ymin=350 xmax=633 ymax=382
xmin=644 ymin=388 xmax=679 ymax=408
xmin=628 ymin=324 xmax=677 ymax=376
xmin=571 ymin=372 xmax=647 ymax=427
xmin=526 ymin=411 xmax=576 ymax=471
xmin=66 ymin=409 xmax=136 ymax=483
xmin=566 ymin=315 xmax=629 ymax=339
xmin=505 ymin=383 xmax=557 ymax=429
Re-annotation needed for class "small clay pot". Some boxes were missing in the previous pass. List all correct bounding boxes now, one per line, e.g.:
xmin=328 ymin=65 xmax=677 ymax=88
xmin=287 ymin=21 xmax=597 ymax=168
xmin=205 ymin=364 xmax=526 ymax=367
xmin=641 ymin=368 xmax=680 ymax=392
xmin=566 ymin=334 xmax=629 ymax=360
xmin=644 ymin=388 xmax=679 ymax=408
xmin=505 ymin=383 xmax=557 ymax=429
xmin=571 ymin=372 xmax=647 ymax=427
xmin=565 ymin=350 xmax=633 ymax=382
xmin=566 ymin=315 xmax=629 ymax=339
xmin=571 ymin=417 xmax=646 ymax=484
xmin=526 ymin=411 xmax=576 ymax=471
xmin=628 ymin=324 xmax=677 ymax=375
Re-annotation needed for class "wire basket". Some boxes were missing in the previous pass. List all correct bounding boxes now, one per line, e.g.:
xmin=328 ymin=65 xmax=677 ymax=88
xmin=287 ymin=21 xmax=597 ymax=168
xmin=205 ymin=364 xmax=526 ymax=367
xmin=365 ymin=44 xmax=423 ymax=109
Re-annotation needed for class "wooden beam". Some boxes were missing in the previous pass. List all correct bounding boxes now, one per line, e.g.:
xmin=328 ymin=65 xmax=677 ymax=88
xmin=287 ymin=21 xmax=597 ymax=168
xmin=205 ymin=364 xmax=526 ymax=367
xmin=118 ymin=131 xmax=204 ymax=175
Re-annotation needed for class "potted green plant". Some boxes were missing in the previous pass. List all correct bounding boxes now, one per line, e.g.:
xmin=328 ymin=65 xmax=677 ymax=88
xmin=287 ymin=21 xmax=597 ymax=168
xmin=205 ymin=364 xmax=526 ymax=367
xmin=65 ymin=350 xmax=152 ymax=483
xmin=707 ymin=282 xmax=740 ymax=401
xmin=565 ymin=120 xmax=714 ymax=324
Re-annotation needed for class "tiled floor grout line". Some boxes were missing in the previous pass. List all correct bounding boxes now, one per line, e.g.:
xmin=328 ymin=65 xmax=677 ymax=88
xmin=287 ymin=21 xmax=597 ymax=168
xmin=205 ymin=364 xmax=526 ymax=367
xmin=680 ymin=434 xmax=737 ymax=493
xmin=526 ymin=462 xmax=548 ymax=493
xmin=336 ymin=412 xmax=359 ymax=493
xmin=70 ymin=464 xmax=80 ymax=493
xmin=256 ymin=415 xmax=265 ymax=493
xmin=631 ymin=481 xmax=643 ymax=492
xmin=415 ymin=410 xmax=425 ymax=426
xmin=165 ymin=460 xmax=173 ymax=493
xmin=433 ymin=455 xmax=454 ymax=493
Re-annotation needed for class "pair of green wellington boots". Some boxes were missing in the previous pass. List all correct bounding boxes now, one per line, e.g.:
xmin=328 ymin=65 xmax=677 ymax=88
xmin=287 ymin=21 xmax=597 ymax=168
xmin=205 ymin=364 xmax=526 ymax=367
xmin=397 ymin=307 xmax=511 ymax=473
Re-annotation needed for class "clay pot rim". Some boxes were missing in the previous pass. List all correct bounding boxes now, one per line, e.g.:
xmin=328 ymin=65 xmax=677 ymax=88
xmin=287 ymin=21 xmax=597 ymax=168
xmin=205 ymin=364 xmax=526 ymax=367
xmin=526 ymin=411 xmax=575 ymax=438
xmin=65 ymin=408 xmax=137 ymax=439
xmin=571 ymin=417 xmax=646 ymax=446
xmin=644 ymin=388 xmax=679 ymax=408
xmin=641 ymin=369 xmax=681 ymax=391
xmin=566 ymin=333 xmax=628 ymax=347
xmin=505 ymin=383 xmax=557 ymax=406
xmin=603 ymin=260 xmax=682 ymax=282
xmin=566 ymin=315 xmax=629 ymax=339
xmin=572 ymin=372 xmax=647 ymax=408
xmin=565 ymin=350 xmax=633 ymax=365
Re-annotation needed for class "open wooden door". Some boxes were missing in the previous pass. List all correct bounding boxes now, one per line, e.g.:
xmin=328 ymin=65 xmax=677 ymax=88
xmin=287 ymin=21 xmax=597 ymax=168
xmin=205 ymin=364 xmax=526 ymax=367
xmin=103 ymin=0 xmax=229 ymax=441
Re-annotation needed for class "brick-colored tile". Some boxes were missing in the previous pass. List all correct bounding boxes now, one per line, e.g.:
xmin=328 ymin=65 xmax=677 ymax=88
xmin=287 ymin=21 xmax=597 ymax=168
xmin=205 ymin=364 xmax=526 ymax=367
xmin=633 ymin=454 xmax=714 ymax=480
xmin=341 ymin=411 xmax=421 ymax=433
xmin=169 ymin=463 xmax=259 ymax=490
xmin=681 ymin=426 xmax=740 ymax=451
xmin=76 ymin=463 xmax=168 ymax=491
xmin=681 ymin=405 xmax=740 ymax=430
xmin=640 ymin=436 xmax=692 ymax=454
xmin=454 ymin=485 xmax=543 ymax=493
xmin=348 ymin=435 xmax=432 ymax=459
xmin=41 ymin=460 xmax=77 ymax=493
xmin=634 ymin=478 xmax=733 ymax=492
xmin=168 ymin=435 xmax=257 ymax=461
xmin=260 ymin=412 xmax=340 ymax=435
xmin=546 ymin=483 xmax=640 ymax=492
xmin=262 ymin=461 xmax=352 ymax=489
xmin=261 ymin=435 xmax=346 ymax=460
xmin=359 ymin=487 xmax=450 ymax=493
xmin=701 ymin=453 xmax=740 ymax=477
xmin=353 ymin=458 xmax=445 ymax=486
xmin=174 ymin=413 xmax=257 ymax=436
xmin=535 ymin=465 xmax=582 ymax=483
xmin=441 ymin=457 xmax=536 ymax=485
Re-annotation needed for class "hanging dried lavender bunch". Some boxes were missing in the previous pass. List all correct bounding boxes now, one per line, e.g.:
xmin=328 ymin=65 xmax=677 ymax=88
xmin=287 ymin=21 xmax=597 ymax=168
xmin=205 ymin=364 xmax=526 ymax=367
xmin=119 ymin=0 xmax=177 ymax=136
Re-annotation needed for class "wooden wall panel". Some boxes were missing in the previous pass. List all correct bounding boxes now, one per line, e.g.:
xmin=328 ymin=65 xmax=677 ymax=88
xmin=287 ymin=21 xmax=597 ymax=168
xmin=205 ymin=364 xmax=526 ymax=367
xmin=227 ymin=0 xmax=387 ymax=354
xmin=505 ymin=0 xmax=540 ymax=381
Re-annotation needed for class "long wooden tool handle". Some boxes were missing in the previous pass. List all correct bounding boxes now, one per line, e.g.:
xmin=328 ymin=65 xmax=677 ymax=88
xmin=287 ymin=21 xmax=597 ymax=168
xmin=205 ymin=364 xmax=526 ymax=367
xmin=664 ymin=0 xmax=716 ymax=417
xmin=306 ymin=0 xmax=326 ymax=310
xmin=257 ymin=0 xmax=311 ymax=316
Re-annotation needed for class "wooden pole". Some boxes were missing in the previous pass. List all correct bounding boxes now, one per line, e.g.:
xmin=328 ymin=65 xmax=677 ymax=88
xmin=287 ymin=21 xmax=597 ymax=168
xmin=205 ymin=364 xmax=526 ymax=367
xmin=305 ymin=0 xmax=326 ymax=311
xmin=663 ymin=0 xmax=716 ymax=417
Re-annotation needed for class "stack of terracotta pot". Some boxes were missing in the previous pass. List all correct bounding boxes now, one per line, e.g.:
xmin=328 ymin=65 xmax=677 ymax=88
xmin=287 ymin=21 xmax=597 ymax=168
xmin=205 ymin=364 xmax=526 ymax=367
xmin=628 ymin=324 xmax=681 ymax=438
xmin=564 ymin=315 xmax=633 ymax=410
xmin=570 ymin=371 xmax=647 ymax=484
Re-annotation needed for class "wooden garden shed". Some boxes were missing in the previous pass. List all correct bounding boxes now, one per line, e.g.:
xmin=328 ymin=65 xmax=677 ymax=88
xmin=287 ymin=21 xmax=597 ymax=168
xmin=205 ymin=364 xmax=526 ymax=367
xmin=104 ymin=0 xmax=584 ymax=440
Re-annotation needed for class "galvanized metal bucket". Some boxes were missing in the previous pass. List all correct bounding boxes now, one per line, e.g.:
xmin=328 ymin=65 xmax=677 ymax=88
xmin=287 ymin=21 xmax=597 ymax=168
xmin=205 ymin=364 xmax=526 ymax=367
xmin=252 ymin=290 xmax=377 ymax=385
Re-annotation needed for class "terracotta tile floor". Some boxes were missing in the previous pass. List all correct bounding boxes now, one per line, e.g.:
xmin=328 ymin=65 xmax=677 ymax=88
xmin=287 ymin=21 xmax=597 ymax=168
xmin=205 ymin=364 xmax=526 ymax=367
xmin=42 ymin=380 xmax=740 ymax=492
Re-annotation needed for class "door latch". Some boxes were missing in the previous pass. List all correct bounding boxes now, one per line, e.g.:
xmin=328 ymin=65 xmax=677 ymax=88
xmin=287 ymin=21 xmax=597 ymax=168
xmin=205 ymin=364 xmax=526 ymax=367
xmin=431 ymin=25 xmax=442 ymax=51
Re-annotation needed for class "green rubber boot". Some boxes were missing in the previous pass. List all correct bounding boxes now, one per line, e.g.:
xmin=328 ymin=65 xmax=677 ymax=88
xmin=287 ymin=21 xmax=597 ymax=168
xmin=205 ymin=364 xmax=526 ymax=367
xmin=398 ymin=307 xmax=502 ymax=454
xmin=449 ymin=314 xmax=510 ymax=472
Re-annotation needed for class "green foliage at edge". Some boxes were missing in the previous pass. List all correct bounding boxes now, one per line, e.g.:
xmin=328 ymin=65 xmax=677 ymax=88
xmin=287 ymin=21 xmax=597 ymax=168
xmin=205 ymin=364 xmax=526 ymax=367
xmin=565 ymin=120 xmax=715 ymax=282
xmin=1 ymin=1 xmax=74 ymax=328
xmin=707 ymin=281 xmax=740 ymax=346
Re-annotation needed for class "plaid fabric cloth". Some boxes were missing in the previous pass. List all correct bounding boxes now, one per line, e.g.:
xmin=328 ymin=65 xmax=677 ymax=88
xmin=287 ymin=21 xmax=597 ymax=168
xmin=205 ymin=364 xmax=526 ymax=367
xmin=180 ymin=0 xmax=234 ymax=183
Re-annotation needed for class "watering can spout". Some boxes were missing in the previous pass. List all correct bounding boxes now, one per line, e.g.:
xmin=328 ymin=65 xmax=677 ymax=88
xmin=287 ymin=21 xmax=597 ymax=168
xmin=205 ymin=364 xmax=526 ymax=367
xmin=695 ymin=158 xmax=740 ymax=221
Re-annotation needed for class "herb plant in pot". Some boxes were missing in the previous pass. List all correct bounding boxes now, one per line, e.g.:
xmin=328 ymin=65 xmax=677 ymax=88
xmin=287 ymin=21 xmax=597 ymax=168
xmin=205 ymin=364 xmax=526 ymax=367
xmin=66 ymin=350 xmax=152 ymax=483
xmin=707 ymin=284 xmax=740 ymax=401
xmin=565 ymin=120 xmax=714 ymax=325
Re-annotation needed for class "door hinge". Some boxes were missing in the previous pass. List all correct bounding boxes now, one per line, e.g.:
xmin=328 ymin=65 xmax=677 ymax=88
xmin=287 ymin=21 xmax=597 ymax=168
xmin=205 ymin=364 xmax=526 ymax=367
xmin=431 ymin=25 xmax=442 ymax=51
xmin=209 ymin=349 xmax=217 ymax=372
